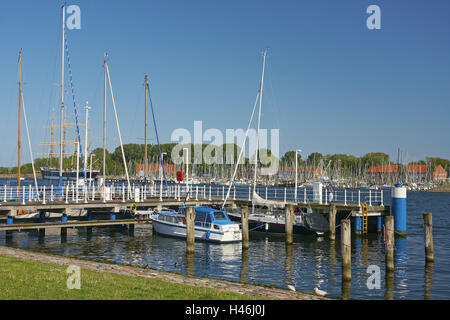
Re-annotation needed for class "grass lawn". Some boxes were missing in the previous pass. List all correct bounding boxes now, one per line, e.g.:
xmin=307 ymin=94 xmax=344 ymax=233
xmin=0 ymin=255 xmax=264 ymax=300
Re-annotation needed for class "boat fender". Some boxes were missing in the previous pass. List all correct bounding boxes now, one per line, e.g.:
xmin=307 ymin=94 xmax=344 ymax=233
xmin=206 ymin=230 xmax=211 ymax=239
xmin=130 ymin=203 xmax=137 ymax=214
xmin=265 ymin=223 xmax=269 ymax=231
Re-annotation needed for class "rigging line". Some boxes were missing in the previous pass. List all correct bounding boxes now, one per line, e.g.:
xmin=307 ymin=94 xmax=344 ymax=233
xmin=146 ymin=82 xmax=168 ymax=190
xmin=64 ymin=33 xmax=87 ymax=182
xmin=20 ymin=91 xmax=40 ymax=200
xmin=221 ymin=90 xmax=260 ymax=210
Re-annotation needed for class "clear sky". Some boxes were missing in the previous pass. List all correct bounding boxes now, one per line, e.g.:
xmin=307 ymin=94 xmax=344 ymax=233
xmin=1 ymin=0 xmax=449 ymax=167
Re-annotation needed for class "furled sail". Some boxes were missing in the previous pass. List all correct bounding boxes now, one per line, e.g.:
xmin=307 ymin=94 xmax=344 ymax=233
xmin=252 ymin=190 xmax=286 ymax=209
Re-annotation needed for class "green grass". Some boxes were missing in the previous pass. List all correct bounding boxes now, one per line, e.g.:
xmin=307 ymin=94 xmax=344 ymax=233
xmin=0 ymin=256 xmax=264 ymax=300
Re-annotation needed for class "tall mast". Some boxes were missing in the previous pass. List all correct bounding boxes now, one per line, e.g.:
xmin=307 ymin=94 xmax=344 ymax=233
xmin=103 ymin=54 xmax=107 ymax=183
xmin=253 ymin=49 xmax=267 ymax=195
xmin=84 ymin=101 xmax=90 ymax=173
xmin=18 ymin=49 xmax=22 ymax=197
xmin=144 ymin=74 xmax=148 ymax=178
xmin=59 ymin=5 xmax=65 ymax=185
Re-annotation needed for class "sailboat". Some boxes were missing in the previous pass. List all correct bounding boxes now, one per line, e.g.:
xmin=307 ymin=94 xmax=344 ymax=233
xmin=39 ymin=5 xmax=99 ymax=183
xmin=224 ymin=50 xmax=329 ymax=236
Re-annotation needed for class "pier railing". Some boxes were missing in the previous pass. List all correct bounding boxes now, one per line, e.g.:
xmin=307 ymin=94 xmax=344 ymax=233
xmin=1 ymin=183 xmax=384 ymax=207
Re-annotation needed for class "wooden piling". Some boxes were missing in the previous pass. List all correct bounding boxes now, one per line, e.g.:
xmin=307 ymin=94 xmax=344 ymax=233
xmin=385 ymin=215 xmax=395 ymax=272
xmin=329 ymin=204 xmax=336 ymax=240
xmin=241 ymin=205 xmax=249 ymax=250
xmin=341 ymin=219 xmax=351 ymax=281
xmin=423 ymin=213 xmax=434 ymax=263
xmin=186 ymin=206 xmax=195 ymax=254
xmin=285 ymin=204 xmax=294 ymax=245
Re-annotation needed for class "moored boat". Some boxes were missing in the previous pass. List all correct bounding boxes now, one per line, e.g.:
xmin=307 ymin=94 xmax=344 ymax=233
xmin=150 ymin=206 xmax=242 ymax=243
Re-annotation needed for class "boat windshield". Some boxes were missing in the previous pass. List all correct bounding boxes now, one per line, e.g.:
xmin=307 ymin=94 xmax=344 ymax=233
xmin=213 ymin=211 xmax=226 ymax=220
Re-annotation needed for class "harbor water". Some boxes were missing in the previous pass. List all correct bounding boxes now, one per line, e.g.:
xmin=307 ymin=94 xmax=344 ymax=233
xmin=1 ymin=178 xmax=449 ymax=299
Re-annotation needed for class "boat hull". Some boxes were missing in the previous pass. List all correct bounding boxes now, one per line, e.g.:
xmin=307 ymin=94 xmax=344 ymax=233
xmin=228 ymin=212 xmax=324 ymax=236
xmin=40 ymin=167 xmax=100 ymax=181
xmin=151 ymin=218 xmax=242 ymax=243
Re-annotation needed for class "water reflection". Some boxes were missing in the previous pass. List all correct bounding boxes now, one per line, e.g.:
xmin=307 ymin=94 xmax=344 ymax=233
xmin=240 ymin=249 xmax=249 ymax=283
xmin=424 ymin=262 xmax=434 ymax=300
xmin=394 ymin=238 xmax=408 ymax=298
xmin=284 ymin=244 xmax=294 ymax=287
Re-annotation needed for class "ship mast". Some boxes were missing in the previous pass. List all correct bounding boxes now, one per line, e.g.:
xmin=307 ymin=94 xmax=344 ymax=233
xmin=18 ymin=49 xmax=22 ymax=197
xmin=59 ymin=5 xmax=66 ymax=185
xmin=144 ymin=74 xmax=148 ymax=178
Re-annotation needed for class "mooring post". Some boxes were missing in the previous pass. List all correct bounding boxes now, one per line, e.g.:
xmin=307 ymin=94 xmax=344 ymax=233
xmin=304 ymin=187 xmax=307 ymax=203
xmin=377 ymin=216 xmax=383 ymax=233
xmin=222 ymin=186 xmax=225 ymax=200
xmin=186 ymin=206 xmax=195 ymax=254
xmin=233 ymin=186 xmax=236 ymax=200
xmin=241 ymin=205 xmax=249 ymax=250
xmin=248 ymin=185 xmax=251 ymax=201
xmin=385 ymin=215 xmax=395 ymax=272
xmin=341 ymin=219 xmax=351 ymax=281
xmin=423 ymin=213 xmax=434 ymax=263
xmin=209 ymin=185 xmax=212 ymax=201
xmin=391 ymin=184 xmax=407 ymax=236
xmin=285 ymin=204 xmax=294 ymax=245
xmin=284 ymin=187 xmax=287 ymax=203
xmin=196 ymin=186 xmax=198 ymax=201
xmin=3 ymin=185 xmax=6 ymax=202
xmin=329 ymin=204 xmax=337 ymax=240
xmin=355 ymin=215 xmax=362 ymax=235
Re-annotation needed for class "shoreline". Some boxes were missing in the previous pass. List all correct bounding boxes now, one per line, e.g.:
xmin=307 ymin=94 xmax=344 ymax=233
xmin=0 ymin=245 xmax=328 ymax=300
xmin=427 ymin=184 xmax=450 ymax=193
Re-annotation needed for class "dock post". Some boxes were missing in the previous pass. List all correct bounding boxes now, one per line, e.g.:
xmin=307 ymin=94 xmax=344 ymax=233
xmin=344 ymin=189 xmax=347 ymax=205
xmin=42 ymin=186 xmax=46 ymax=204
xmin=304 ymin=187 xmax=306 ymax=203
xmin=233 ymin=186 xmax=236 ymax=200
xmin=186 ymin=206 xmax=195 ymax=254
xmin=285 ymin=204 xmax=294 ymax=245
xmin=284 ymin=187 xmax=286 ymax=203
xmin=3 ymin=185 xmax=6 ymax=202
xmin=385 ymin=215 xmax=395 ymax=272
xmin=423 ymin=213 xmax=434 ymax=263
xmin=196 ymin=186 xmax=198 ymax=200
xmin=329 ymin=204 xmax=336 ymax=240
xmin=391 ymin=184 xmax=407 ymax=236
xmin=209 ymin=185 xmax=212 ymax=201
xmin=241 ymin=205 xmax=249 ymax=250
xmin=248 ymin=186 xmax=251 ymax=201
xmin=341 ymin=219 xmax=351 ymax=281
xmin=222 ymin=186 xmax=224 ymax=200
xmin=358 ymin=189 xmax=361 ymax=205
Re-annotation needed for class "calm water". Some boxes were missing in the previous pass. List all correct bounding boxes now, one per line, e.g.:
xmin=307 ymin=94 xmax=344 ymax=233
xmin=1 ymin=178 xmax=449 ymax=299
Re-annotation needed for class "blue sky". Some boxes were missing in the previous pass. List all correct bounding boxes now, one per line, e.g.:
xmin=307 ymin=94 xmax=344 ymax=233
xmin=0 ymin=0 xmax=449 ymax=166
